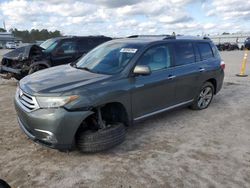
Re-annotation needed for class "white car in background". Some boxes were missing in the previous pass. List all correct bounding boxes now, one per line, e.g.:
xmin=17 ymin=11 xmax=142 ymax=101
xmin=5 ymin=42 xmax=16 ymax=49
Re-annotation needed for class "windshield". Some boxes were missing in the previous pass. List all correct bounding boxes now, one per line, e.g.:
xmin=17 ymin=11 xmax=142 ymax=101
xmin=40 ymin=38 xmax=58 ymax=52
xmin=76 ymin=42 xmax=141 ymax=75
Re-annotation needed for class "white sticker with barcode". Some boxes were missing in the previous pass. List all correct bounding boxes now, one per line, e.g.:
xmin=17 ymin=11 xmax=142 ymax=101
xmin=120 ymin=48 xmax=138 ymax=53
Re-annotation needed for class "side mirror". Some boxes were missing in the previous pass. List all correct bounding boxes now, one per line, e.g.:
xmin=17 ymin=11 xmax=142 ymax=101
xmin=133 ymin=65 xmax=151 ymax=76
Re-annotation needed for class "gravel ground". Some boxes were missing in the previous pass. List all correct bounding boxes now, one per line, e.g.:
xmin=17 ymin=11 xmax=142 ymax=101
xmin=0 ymin=50 xmax=250 ymax=188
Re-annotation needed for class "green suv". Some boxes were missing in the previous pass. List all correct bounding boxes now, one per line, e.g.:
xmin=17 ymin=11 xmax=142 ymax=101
xmin=14 ymin=35 xmax=225 ymax=152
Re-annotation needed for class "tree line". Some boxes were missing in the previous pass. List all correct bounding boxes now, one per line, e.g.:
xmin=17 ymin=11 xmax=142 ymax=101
xmin=0 ymin=28 xmax=62 ymax=43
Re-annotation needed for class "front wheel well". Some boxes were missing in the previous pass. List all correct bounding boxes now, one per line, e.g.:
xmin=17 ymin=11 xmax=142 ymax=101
xmin=75 ymin=102 xmax=129 ymax=139
xmin=100 ymin=102 xmax=129 ymax=126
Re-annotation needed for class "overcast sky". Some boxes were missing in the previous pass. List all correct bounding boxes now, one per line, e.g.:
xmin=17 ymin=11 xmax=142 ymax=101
xmin=0 ymin=0 xmax=249 ymax=37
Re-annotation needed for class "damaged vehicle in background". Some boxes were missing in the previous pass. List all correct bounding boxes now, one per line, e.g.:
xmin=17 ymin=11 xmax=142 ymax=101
xmin=0 ymin=36 xmax=112 ymax=80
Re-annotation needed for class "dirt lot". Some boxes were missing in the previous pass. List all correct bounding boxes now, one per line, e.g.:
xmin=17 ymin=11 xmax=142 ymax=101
xmin=0 ymin=50 xmax=250 ymax=188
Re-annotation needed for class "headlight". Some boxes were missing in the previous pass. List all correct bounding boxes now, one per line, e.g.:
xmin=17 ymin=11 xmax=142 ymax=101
xmin=36 ymin=95 xmax=79 ymax=108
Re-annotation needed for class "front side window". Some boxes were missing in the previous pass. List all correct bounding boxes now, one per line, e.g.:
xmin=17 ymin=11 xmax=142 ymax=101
xmin=174 ymin=42 xmax=195 ymax=66
xmin=137 ymin=45 xmax=172 ymax=71
xmin=56 ymin=41 xmax=77 ymax=54
xmin=197 ymin=43 xmax=214 ymax=60
xmin=76 ymin=42 xmax=141 ymax=75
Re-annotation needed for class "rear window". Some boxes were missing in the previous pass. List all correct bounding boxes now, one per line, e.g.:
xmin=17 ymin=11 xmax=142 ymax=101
xmin=197 ymin=43 xmax=214 ymax=60
xmin=174 ymin=42 xmax=195 ymax=66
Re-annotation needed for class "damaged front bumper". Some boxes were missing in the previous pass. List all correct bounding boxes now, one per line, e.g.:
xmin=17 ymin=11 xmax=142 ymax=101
xmin=0 ymin=44 xmax=45 ymax=79
xmin=0 ymin=65 xmax=21 ymax=74
xmin=14 ymin=94 xmax=93 ymax=150
xmin=0 ymin=65 xmax=22 ymax=79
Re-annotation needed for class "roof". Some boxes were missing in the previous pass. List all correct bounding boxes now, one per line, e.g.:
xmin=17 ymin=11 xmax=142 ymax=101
xmin=128 ymin=35 xmax=211 ymax=41
xmin=111 ymin=35 xmax=211 ymax=46
xmin=53 ymin=35 xmax=112 ymax=40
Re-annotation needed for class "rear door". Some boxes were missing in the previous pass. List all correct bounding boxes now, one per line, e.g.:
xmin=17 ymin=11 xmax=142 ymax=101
xmin=171 ymin=42 xmax=201 ymax=103
xmin=196 ymin=42 xmax=220 ymax=83
xmin=131 ymin=44 xmax=177 ymax=119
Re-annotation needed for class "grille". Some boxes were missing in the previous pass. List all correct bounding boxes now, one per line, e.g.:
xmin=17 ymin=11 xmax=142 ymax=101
xmin=16 ymin=88 xmax=39 ymax=112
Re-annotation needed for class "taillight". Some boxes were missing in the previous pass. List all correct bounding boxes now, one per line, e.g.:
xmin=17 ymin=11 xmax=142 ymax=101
xmin=220 ymin=60 xmax=225 ymax=70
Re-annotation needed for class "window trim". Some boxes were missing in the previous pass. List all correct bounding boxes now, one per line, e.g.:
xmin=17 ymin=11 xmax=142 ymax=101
xmin=193 ymin=43 xmax=201 ymax=62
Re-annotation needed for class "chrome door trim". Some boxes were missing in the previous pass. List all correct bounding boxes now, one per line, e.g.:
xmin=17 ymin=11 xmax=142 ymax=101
xmin=134 ymin=99 xmax=193 ymax=121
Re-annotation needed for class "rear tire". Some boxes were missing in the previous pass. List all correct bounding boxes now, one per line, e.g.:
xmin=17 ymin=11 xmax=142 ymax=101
xmin=190 ymin=82 xmax=214 ymax=110
xmin=76 ymin=123 xmax=126 ymax=153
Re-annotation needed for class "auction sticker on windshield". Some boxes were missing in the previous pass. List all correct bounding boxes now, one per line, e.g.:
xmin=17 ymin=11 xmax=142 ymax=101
xmin=120 ymin=48 xmax=138 ymax=53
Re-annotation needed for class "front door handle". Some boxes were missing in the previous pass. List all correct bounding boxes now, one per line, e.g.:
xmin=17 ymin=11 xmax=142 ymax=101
xmin=199 ymin=68 xmax=205 ymax=72
xmin=168 ymin=75 xmax=176 ymax=80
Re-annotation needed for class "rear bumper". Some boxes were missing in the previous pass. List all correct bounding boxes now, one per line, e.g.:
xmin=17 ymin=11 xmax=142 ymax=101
xmin=216 ymin=70 xmax=224 ymax=94
xmin=14 ymin=97 xmax=93 ymax=150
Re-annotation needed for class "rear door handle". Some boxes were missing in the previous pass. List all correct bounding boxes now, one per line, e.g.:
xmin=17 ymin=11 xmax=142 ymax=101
xmin=168 ymin=75 xmax=176 ymax=80
xmin=199 ymin=68 xmax=205 ymax=72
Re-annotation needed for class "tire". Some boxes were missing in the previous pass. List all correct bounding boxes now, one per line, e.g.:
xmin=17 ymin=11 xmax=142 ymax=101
xmin=190 ymin=82 xmax=214 ymax=110
xmin=76 ymin=123 xmax=126 ymax=153
xmin=13 ymin=74 xmax=24 ymax=81
xmin=28 ymin=64 xmax=47 ymax=75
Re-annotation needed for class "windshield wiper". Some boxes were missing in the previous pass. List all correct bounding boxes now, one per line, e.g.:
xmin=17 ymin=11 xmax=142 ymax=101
xmin=75 ymin=66 xmax=92 ymax=72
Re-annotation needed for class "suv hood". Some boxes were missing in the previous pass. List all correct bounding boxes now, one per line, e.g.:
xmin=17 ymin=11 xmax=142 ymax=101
xmin=20 ymin=64 xmax=111 ymax=95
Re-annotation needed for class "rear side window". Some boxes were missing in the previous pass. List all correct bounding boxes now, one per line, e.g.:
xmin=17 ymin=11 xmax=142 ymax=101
xmin=78 ymin=38 xmax=109 ymax=53
xmin=78 ymin=39 xmax=91 ymax=52
xmin=174 ymin=42 xmax=195 ymax=66
xmin=197 ymin=43 xmax=214 ymax=60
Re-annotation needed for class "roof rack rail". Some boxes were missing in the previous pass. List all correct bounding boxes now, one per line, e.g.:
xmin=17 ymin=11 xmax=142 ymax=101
xmin=203 ymin=36 xmax=211 ymax=40
xmin=127 ymin=35 xmax=211 ymax=40
xmin=127 ymin=35 xmax=175 ymax=39
xmin=163 ymin=35 xmax=176 ymax=39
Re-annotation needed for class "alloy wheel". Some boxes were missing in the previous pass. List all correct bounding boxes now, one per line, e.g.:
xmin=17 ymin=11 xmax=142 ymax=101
xmin=197 ymin=86 xmax=213 ymax=109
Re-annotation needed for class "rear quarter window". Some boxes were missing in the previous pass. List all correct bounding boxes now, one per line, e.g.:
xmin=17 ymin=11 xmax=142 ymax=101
xmin=197 ymin=43 xmax=214 ymax=60
xmin=78 ymin=38 xmax=108 ymax=53
xmin=78 ymin=39 xmax=91 ymax=52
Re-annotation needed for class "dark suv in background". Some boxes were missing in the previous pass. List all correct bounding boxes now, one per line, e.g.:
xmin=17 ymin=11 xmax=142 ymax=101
xmin=244 ymin=37 xmax=250 ymax=50
xmin=0 ymin=36 xmax=112 ymax=80
xmin=15 ymin=35 xmax=225 ymax=152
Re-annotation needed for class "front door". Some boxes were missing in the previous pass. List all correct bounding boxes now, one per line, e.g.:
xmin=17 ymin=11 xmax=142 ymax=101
xmin=131 ymin=44 xmax=176 ymax=120
xmin=51 ymin=40 xmax=78 ymax=66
